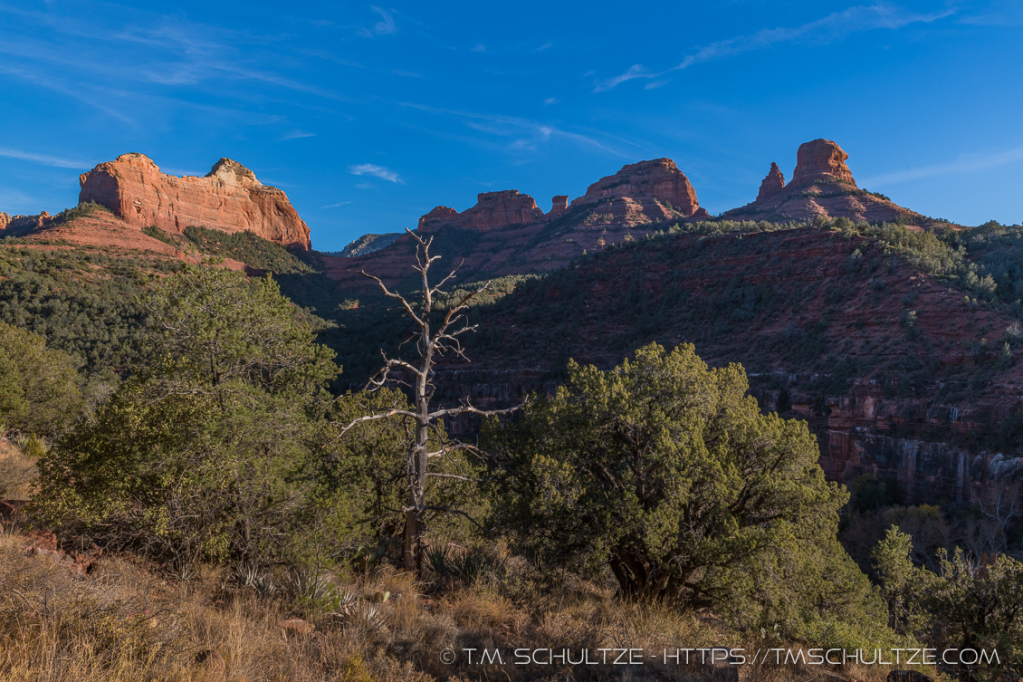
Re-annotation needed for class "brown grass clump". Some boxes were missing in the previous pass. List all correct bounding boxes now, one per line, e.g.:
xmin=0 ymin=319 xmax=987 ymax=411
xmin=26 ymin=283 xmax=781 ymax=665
xmin=0 ymin=530 xmax=916 ymax=682
xmin=0 ymin=436 xmax=39 ymax=500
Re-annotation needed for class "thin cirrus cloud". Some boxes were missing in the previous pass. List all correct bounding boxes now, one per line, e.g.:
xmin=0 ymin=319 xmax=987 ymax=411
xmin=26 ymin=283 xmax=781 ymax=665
xmin=0 ymin=146 xmax=92 ymax=169
xmin=359 ymin=6 xmax=397 ymax=37
xmin=593 ymin=4 xmax=956 ymax=92
xmin=860 ymin=145 xmax=1023 ymax=186
xmin=283 ymin=130 xmax=317 ymax=140
xmin=322 ymin=201 xmax=354 ymax=208
xmin=349 ymin=163 xmax=402 ymax=183
xmin=397 ymin=101 xmax=636 ymax=158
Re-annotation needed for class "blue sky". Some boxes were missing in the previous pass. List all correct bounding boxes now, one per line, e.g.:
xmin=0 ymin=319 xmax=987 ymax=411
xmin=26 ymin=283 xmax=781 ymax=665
xmin=1 ymin=1 xmax=1022 ymax=250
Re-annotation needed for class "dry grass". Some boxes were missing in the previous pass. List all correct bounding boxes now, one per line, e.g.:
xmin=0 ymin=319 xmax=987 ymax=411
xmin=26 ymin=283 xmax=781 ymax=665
xmin=0 ymin=437 xmax=38 ymax=500
xmin=0 ymin=531 xmax=916 ymax=682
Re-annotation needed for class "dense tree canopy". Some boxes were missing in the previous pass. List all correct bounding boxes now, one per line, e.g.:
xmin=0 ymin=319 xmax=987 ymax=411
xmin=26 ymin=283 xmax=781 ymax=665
xmin=874 ymin=526 xmax=1023 ymax=682
xmin=489 ymin=343 xmax=867 ymax=624
xmin=0 ymin=322 xmax=84 ymax=436
xmin=37 ymin=264 xmax=339 ymax=565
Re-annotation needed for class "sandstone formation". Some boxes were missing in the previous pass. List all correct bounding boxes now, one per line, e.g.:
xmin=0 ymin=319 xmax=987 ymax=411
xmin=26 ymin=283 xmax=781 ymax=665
xmin=789 ymin=139 xmax=856 ymax=189
xmin=79 ymin=154 xmax=311 ymax=249
xmin=1 ymin=212 xmax=53 ymax=235
xmin=724 ymin=139 xmax=921 ymax=224
xmin=757 ymin=162 xmax=786 ymax=200
xmin=417 ymin=190 xmax=544 ymax=232
xmin=572 ymin=158 xmax=700 ymax=216
xmin=342 ymin=157 xmax=710 ymax=289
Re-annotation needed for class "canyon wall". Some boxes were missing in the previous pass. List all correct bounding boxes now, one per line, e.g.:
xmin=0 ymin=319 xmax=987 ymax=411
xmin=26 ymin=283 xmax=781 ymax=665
xmin=79 ymin=154 xmax=311 ymax=249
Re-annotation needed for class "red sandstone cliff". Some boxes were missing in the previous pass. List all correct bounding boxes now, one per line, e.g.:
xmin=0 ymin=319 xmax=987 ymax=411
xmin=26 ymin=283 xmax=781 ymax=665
xmin=790 ymin=139 xmax=857 ymax=188
xmin=79 ymin=154 xmax=311 ymax=250
xmin=725 ymin=139 xmax=920 ymax=224
xmin=417 ymin=190 xmax=544 ymax=232
xmin=572 ymin=158 xmax=701 ymax=216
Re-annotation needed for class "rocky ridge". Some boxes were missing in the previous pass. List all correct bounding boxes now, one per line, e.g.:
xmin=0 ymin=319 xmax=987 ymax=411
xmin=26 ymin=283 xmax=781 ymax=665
xmin=725 ymin=139 xmax=921 ymax=224
xmin=417 ymin=190 xmax=544 ymax=232
xmin=419 ymin=225 xmax=1023 ymax=509
xmin=79 ymin=154 xmax=311 ymax=249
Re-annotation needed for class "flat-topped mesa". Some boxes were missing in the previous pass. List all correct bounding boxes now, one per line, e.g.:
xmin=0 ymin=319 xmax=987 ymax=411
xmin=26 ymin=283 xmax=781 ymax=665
xmin=789 ymin=139 xmax=856 ymax=189
xmin=572 ymin=158 xmax=701 ymax=216
xmin=78 ymin=153 xmax=311 ymax=249
xmin=417 ymin=190 xmax=544 ymax=232
xmin=550 ymin=195 xmax=569 ymax=215
xmin=757 ymin=162 xmax=786 ymax=200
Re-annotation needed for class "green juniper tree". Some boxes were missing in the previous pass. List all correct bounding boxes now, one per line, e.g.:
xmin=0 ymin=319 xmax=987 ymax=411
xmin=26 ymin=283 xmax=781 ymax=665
xmin=37 ymin=262 xmax=338 ymax=565
xmin=0 ymin=322 xmax=84 ymax=437
xmin=489 ymin=343 xmax=874 ymax=630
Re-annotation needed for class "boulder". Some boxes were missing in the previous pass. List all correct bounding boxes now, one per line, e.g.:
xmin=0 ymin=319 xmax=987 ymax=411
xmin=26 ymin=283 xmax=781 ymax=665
xmin=790 ymin=139 xmax=856 ymax=188
xmin=757 ymin=162 xmax=786 ymax=200
xmin=79 ymin=154 xmax=311 ymax=249
xmin=572 ymin=158 xmax=701 ymax=216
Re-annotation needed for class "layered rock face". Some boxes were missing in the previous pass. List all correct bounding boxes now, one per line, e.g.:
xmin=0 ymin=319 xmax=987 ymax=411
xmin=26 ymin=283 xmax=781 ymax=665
xmin=572 ymin=158 xmax=700 ymax=216
xmin=79 ymin=154 xmax=311 ymax=249
xmin=550 ymin=195 xmax=569 ymax=215
xmin=417 ymin=190 xmax=544 ymax=232
xmin=724 ymin=139 xmax=919 ymax=224
xmin=0 ymin=212 xmax=52 ymax=235
xmin=789 ymin=139 xmax=856 ymax=189
xmin=757 ymin=162 xmax=786 ymax=200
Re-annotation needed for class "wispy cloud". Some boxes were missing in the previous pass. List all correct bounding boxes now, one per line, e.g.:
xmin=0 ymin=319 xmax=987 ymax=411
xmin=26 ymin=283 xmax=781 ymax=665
xmin=398 ymin=102 xmax=635 ymax=158
xmin=355 ymin=182 xmax=375 ymax=190
xmin=0 ymin=186 xmax=37 ymax=209
xmin=861 ymin=145 xmax=1023 ymax=186
xmin=594 ymin=4 xmax=955 ymax=92
xmin=349 ymin=163 xmax=402 ymax=183
xmin=543 ymin=97 xmax=558 ymax=105
xmin=958 ymin=1 xmax=1023 ymax=26
xmin=471 ymin=44 xmax=486 ymax=53
xmin=322 ymin=200 xmax=355 ymax=208
xmin=359 ymin=6 xmax=397 ymax=37
xmin=283 ymin=130 xmax=317 ymax=140
xmin=0 ymin=146 xmax=92 ymax=169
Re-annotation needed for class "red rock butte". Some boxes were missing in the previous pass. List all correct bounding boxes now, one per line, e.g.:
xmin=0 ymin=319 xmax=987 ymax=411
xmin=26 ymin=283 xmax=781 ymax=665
xmin=789 ymin=138 xmax=857 ymax=189
xmin=79 ymin=153 xmax=311 ymax=250
xmin=417 ymin=190 xmax=545 ymax=232
xmin=572 ymin=158 xmax=701 ymax=216
xmin=415 ymin=157 xmax=706 ymax=236
xmin=723 ymin=138 xmax=919 ymax=224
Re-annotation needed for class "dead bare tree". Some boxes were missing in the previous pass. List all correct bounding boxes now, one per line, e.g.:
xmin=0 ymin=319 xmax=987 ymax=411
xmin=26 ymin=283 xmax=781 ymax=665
xmin=332 ymin=229 xmax=518 ymax=574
